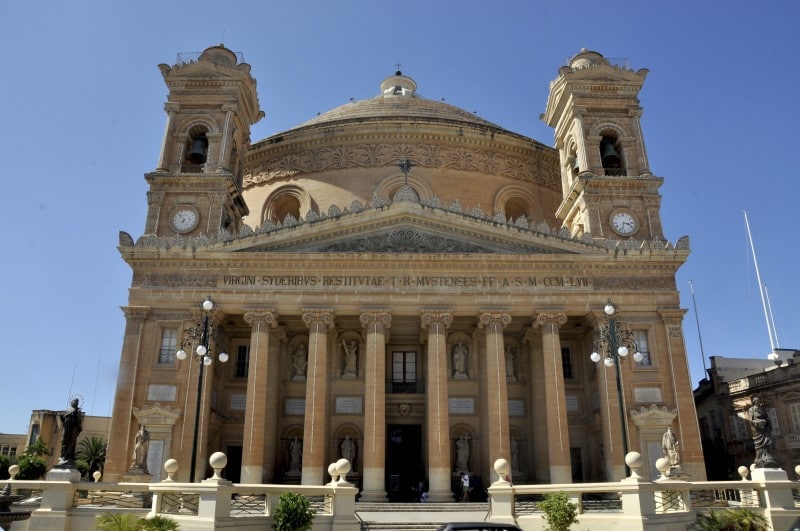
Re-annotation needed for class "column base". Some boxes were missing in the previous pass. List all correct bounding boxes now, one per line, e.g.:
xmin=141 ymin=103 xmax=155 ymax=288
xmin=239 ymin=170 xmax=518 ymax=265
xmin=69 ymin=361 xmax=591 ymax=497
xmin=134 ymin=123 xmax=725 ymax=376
xmin=240 ymin=465 xmax=263 ymax=484
xmin=426 ymin=490 xmax=455 ymax=502
xmin=549 ymin=465 xmax=572 ymax=484
xmin=301 ymin=467 xmax=324 ymax=485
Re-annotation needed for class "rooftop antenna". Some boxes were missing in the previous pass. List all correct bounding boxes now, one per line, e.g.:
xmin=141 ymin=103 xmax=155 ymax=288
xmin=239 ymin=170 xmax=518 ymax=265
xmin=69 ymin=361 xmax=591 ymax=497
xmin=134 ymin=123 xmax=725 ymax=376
xmin=743 ymin=210 xmax=779 ymax=359
xmin=689 ymin=280 xmax=709 ymax=376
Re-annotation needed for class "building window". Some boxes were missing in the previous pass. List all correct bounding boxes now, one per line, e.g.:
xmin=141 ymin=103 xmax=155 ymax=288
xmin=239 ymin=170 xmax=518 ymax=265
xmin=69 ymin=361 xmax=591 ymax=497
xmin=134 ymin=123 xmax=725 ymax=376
xmin=235 ymin=345 xmax=250 ymax=378
xmin=561 ymin=347 xmax=573 ymax=379
xmin=768 ymin=408 xmax=781 ymax=436
xmin=158 ymin=328 xmax=178 ymax=365
xmin=730 ymin=412 xmax=749 ymax=440
xmin=790 ymin=403 xmax=800 ymax=433
xmin=391 ymin=351 xmax=417 ymax=393
xmin=633 ymin=330 xmax=651 ymax=366
xmin=29 ymin=424 xmax=40 ymax=447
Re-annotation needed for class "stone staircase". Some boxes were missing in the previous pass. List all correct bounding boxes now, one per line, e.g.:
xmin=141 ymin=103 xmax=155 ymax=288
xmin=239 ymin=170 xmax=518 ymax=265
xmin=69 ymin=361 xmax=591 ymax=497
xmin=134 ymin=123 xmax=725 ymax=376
xmin=356 ymin=502 xmax=490 ymax=531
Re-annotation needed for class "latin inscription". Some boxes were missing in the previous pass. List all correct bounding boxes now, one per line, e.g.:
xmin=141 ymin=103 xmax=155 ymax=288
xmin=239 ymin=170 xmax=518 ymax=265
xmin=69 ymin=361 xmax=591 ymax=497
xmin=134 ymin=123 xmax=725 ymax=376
xmin=221 ymin=274 xmax=591 ymax=290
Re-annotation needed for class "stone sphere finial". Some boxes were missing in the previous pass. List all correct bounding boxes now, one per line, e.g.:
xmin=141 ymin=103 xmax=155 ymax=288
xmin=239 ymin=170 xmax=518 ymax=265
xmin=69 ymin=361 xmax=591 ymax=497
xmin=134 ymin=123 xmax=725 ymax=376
xmin=794 ymin=464 xmax=800 ymax=479
xmin=163 ymin=459 xmax=179 ymax=482
xmin=8 ymin=465 xmax=19 ymax=480
xmin=493 ymin=458 xmax=510 ymax=481
xmin=655 ymin=457 xmax=670 ymax=479
xmin=92 ymin=470 xmax=102 ymax=482
xmin=328 ymin=463 xmax=339 ymax=483
xmin=739 ymin=466 xmax=751 ymax=481
xmin=625 ymin=452 xmax=643 ymax=478
xmin=335 ymin=458 xmax=351 ymax=482
xmin=209 ymin=452 xmax=227 ymax=480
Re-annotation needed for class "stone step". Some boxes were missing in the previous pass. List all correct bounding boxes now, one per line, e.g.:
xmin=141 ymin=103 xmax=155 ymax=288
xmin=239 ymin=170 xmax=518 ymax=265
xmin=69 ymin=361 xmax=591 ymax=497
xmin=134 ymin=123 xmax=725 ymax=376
xmin=356 ymin=502 xmax=489 ymax=529
xmin=356 ymin=502 xmax=489 ymax=512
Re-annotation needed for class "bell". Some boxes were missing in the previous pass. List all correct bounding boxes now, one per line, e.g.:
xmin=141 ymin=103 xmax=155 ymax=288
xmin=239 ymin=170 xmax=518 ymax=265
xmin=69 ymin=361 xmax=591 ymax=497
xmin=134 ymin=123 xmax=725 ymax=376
xmin=187 ymin=139 xmax=207 ymax=164
xmin=600 ymin=141 xmax=620 ymax=167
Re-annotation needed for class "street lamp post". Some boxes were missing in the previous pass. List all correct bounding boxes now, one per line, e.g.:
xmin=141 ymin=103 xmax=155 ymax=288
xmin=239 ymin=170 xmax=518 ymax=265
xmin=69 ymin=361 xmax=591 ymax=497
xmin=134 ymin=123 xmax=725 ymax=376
xmin=176 ymin=297 xmax=228 ymax=482
xmin=589 ymin=300 xmax=641 ymax=476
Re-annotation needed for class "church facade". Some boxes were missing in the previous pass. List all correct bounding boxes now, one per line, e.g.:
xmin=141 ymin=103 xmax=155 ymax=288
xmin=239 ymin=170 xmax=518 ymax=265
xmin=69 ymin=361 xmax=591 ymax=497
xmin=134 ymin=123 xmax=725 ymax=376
xmin=105 ymin=45 xmax=704 ymax=497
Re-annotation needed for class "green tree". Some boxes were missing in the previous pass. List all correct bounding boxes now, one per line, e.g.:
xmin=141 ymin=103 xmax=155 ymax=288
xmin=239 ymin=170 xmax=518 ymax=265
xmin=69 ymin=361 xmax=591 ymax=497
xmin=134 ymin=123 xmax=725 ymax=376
xmin=538 ymin=491 xmax=579 ymax=531
xmin=77 ymin=436 xmax=107 ymax=478
xmin=0 ymin=454 xmax=10 ymax=479
xmin=16 ymin=437 xmax=50 ymax=480
xmin=272 ymin=491 xmax=316 ymax=531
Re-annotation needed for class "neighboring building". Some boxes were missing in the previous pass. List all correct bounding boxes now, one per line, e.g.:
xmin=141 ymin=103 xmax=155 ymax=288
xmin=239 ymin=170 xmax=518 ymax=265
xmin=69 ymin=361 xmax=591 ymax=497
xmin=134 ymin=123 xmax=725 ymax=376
xmin=25 ymin=409 xmax=110 ymax=470
xmin=104 ymin=45 xmax=704 ymax=497
xmin=0 ymin=434 xmax=24 ymax=460
xmin=694 ymin=350 xmax=800 ymax=479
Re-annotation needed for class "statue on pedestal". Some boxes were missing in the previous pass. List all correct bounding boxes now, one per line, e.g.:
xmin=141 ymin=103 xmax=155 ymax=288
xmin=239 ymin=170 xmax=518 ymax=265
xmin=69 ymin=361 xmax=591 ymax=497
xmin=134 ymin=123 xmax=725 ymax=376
xmin=341 ymin=339 xmax=358 ymax=378
xmin=661 ymin=426 xmax=680 ymax=468
xmin=131 ymin=424 xmax=150 ymax=472
xmin=452 ymin=342 xmax=468 ymax=379
xmin=749 ymin=397 xmax=779 ymax=468
xmin=57 ymin=398 xmax=83 ymax=467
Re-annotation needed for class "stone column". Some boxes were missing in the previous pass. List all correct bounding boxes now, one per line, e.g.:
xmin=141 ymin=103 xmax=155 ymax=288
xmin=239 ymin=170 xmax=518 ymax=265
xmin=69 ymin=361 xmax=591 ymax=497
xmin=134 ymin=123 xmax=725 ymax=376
xmin=534 ymin=311 xmax=572 ymax=483
xmin=105 ymin=306 xmax=149 ymax=482
xmin=421 ymin=309 xmax=453 ymax=501
xmin=359 ymin=309 xmax=391 ymax=501
xmin=300 ymin=309 xmax=334 ymax=485
xmin=241 ymin=309 xmax=278 ymax=484
xmin=478 ymin=309 xmax=512 ymax=480
xmin=264 ymin=328 xmax=287 ymax=482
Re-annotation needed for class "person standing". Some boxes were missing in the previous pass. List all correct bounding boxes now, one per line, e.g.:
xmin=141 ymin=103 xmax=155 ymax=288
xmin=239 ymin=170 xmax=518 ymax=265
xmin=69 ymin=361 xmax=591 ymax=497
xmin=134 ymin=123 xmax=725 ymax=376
xmin=461 ymin=472 xmax=470 ymax=502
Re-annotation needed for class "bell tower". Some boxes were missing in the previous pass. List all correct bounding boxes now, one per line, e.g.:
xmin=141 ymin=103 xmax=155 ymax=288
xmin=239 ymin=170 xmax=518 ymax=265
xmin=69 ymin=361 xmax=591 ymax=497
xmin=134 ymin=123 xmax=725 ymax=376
xmin=543 ymin=49 xmax=664 ymax=240
xmin=144 ymin=45 xmax=263 ymax=237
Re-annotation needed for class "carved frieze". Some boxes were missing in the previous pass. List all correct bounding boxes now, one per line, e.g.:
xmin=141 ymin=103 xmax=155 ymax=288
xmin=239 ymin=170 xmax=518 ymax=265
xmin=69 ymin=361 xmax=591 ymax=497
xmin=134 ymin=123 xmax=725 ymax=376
xmin=245 ymin=142 xmax=560 ymax=191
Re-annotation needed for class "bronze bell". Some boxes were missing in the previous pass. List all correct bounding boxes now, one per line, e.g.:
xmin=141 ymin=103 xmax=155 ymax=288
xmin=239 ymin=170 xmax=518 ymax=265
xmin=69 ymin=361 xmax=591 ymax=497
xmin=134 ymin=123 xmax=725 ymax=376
xmin=600 ymin=141 xmax=620 ymax=167
xmin=187 ymin=139 xmax=208 ymax=164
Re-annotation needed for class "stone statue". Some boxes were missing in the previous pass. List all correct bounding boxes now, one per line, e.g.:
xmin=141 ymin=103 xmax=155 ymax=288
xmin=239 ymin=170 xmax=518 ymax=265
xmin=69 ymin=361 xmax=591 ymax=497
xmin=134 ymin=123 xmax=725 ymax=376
xmin=749 ymin=397 xmax=779 ymax=468
xmin=661 ymin=426 xmax=680 ymax=467
xmin=289 ymin=437 xmax=302 ymax=472
xmin=292 ymin=344 xmax=308 ymax=380
xmin=132 ymin=424 xmax=150 ymax=471
xmin=341 ymin=339 xmax=358 ymax=378
xmin=340 ymin=435 xmax=356 ymax=467
xmin=455 ymin=432 xmax=470 ymax=473
xmin=505 ymin=345 xmax=516 ymax=380
xmin=510 ymin=436 xmax=520 ymax=470
xmin=58 ymin=398 xmax=83 ymax=466
xmin=452 ymin=342 xmax=468 ymax=379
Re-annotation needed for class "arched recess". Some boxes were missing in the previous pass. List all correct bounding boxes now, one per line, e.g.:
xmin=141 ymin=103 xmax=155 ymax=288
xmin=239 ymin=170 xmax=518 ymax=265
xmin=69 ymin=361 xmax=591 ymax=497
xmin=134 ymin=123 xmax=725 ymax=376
xmin=590 ymin=122 xmax=631 ymax=176
xmin=493 ymin=184 xmax=544 ymax=224
xmin=262 ymin=186 xmax=317 ymax=224
xmin=509 ymin=426 xmax=527 ymax=475
xmin=450 ymin=425 xmax=475 ymax=475
xmin=338 ymin=329 xmax=363 ymax=378
xmin=374 ymin=174 xmax=433 ymax=204
xmin=178 ymin=118 xmax=220 ymax=167
xmin=333 ymin=423 xmax=362 ymax=475
xmin=447 ymin=330 xmax=474 ymax=380
xmin=282 ymin=425 xmax=304 ymax=478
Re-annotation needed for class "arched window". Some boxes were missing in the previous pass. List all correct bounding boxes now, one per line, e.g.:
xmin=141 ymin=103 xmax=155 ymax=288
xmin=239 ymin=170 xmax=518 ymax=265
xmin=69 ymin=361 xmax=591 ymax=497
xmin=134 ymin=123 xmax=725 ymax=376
xmin=183 ymin=124 xmax=210 ymax=171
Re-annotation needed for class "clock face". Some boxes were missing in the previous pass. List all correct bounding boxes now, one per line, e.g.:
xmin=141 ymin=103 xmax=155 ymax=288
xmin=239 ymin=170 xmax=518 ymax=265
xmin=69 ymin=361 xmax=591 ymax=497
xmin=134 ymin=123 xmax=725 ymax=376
xmin=171 ymin=208 xmax=198 ymax=232
xmin=611 ymin=211 xmax=638 ymax=236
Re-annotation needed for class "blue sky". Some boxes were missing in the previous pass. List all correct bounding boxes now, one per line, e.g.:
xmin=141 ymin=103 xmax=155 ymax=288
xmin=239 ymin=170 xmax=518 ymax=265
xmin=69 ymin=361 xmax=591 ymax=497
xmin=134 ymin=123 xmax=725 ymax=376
xmin=2 ymin=1 xmax=799 ymax=434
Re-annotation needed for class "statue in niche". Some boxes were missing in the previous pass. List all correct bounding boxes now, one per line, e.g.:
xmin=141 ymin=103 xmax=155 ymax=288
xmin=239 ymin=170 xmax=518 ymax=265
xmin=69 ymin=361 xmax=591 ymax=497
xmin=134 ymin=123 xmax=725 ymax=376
xmin=289 ymin=437 xmax=303 ymax=473
xmin=291 ymin=344 xmax=308 ymax=380
xmin=341 ymin=339 xmax=358 ymax=378
xmin=455 ymin=432 xmax=470 ymax=473
xmin=749 ymin=396 xmax=779 ymax=468
xmin=661 ymin=426 xmax=680 ymax=468
xmin=131 ymin=424 xmax=150 ymax=471
xmin=58 ymin=398 xmax=83 ymax=466
xmin=510 ymin=436 xmax=520 ymax=471
xmin=340 ymin=435 xmax=356 ymax=467
xmin=452 ymin=342 xmax=468 ymax=379
xmin=505 ymin=345 xmax=516 ymax=381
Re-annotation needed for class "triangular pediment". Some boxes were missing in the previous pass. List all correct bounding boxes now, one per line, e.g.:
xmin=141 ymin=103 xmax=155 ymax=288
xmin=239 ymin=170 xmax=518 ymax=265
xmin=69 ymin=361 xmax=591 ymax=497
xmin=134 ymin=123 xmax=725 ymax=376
xmin=216 ymin=200 xmax=598 ymax=255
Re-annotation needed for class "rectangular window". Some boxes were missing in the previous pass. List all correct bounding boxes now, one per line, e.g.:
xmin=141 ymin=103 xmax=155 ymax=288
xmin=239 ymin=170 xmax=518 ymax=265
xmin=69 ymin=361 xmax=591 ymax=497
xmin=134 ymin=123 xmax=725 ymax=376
xmin=391 ymin=351 xmax=417 ymax=393
xmin=790 ymin=403 xmax=800 ymax=433
xmin=29 ymin=424 xmax=40 ymax=447
xmin=235 ymin=345 xmax=250 ymax=378
xmin=158 ymin=328 xmax=178 ymax=365
xmin=768 ymin=407 xmax=781 ymax=436
xmin=633 ymin=330 xmax=651 ymax=366
xmin=561 ymin=347 xmax=573 ymax=379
